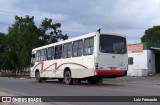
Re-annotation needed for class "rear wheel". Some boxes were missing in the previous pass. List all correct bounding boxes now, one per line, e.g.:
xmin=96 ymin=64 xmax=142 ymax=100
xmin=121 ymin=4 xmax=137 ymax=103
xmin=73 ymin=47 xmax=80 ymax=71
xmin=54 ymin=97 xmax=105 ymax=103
xmin=64 ymin=71 xmax=73 ymax=85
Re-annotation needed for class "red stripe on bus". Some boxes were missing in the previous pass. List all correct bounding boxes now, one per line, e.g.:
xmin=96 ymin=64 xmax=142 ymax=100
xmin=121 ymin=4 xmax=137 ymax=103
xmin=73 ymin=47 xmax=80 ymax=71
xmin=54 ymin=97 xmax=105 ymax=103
xmin=55 ymin=62 xmax=88 ymax=72
xmin=33 ymin=62 xmax=87 ymax=73
xmin=33 ymin=61 xmax=44 ymax=73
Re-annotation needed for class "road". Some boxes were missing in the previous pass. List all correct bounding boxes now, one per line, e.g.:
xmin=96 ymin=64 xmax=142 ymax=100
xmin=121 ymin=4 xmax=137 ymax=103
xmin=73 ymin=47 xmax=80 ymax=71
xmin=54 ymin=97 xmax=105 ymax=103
xmin=0 ymin=76 xmax=160 ymax=105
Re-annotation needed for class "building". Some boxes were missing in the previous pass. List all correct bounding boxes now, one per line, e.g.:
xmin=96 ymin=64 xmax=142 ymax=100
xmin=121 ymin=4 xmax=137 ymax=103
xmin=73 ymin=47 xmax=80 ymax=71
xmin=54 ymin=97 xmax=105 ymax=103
xmin=127 ymin=43 xmax=160 ymax=76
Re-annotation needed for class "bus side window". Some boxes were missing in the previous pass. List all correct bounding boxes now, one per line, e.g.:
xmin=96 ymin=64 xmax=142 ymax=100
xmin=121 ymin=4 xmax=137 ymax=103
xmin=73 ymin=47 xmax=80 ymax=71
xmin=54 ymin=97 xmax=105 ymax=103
xmin=63 ymin=43 xmax=72 ymax=58
xmin=84 ymin=37 xmax=94 ymax=55
xmin=55 ymin=45 xmax=62 ymax=59
xmin=36 ymin=52 xmax=38 ymax=61
xmin=72 ymin=41 xmax=78 ymax=57
xmin=63 ymin=44 xmax=68 ymax=58
xmin=78 ymin=40 xmax=83 ymax=56
xmin=47 ymin=47 xmax=54 ymax=60
xmin=72 ymin=40 xmax=83 ymax=57
xmin=36 ymin=50 xmax=41 ymax=62
xmin=40 ymin=49 xmax=47 ymax=61
xmin=67 ymin=43 xmax=72 ymax=58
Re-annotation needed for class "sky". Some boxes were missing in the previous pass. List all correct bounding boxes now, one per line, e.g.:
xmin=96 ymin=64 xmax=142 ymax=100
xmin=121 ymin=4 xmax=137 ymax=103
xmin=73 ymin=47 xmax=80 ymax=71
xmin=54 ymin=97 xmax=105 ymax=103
xmin=0 ymin=0 xmax=160 ymax=44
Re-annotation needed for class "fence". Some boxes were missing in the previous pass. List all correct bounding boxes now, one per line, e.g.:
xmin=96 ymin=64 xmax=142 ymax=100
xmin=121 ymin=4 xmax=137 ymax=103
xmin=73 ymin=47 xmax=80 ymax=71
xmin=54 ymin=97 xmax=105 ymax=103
xmin=0 ymin=68 xmax=30 ymax=78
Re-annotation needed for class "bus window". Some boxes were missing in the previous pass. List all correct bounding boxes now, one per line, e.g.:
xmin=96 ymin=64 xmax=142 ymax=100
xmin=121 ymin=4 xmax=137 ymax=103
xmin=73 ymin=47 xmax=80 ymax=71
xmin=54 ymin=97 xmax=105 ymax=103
xmin=63 ymin=44 xmax=68 ymax=58
xmin=84 ymin=37 xmax=94 ymax=55
xmin=40 ymin=49 xmax=47 ymax=61
xmin=100 ymin=35 xmax=127 ymax=54
xmin=63 ymin=43 xmax=72 ymax=58
xmin=73 ymin=41 xmax=78 ymax=57
xmin=78 ymin=40 xmax=83 ymax=56
xmin=36 ymin=50 xmax=41 ymax=62
xmin=55 ymin=45 xmax=62 ymax=59
xmin=67 ymin=43 xmax=72 ymax=58
xmin=47 ymin=47 xmax=54 ymax=60
xmin=73 ymin=40 xmax=83 ymax=57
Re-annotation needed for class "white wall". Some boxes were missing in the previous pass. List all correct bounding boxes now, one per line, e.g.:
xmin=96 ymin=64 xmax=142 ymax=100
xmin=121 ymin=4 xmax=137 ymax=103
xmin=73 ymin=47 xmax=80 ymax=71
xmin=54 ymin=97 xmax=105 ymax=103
xmin=128 ymin=50 xmax=148 ymax=76
xmin=128 ymin=50 xmax=156 ymax=76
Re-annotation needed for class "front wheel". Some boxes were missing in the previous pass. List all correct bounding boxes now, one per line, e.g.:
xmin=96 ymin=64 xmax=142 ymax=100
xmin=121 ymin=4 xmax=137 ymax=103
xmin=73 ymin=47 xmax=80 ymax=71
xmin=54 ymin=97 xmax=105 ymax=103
xmin=35 ymin=71 xmax=42 ymax=82
xmin=64 ymin=71 xmax=73 ymax=85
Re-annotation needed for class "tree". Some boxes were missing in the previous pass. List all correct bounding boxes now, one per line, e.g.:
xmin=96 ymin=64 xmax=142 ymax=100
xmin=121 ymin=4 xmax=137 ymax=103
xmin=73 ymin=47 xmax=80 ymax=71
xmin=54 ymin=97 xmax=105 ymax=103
xmin=141 ymin=26 xmax=160 ymax=44
xmin=0 ymin=32 xmax=6 ymax=55
xmin=2 ymin=15 xmax=68 ymax=75
xmin=39 ymin=18 xmax=68 ymax=45
xmin=4 ymin=15 xmax=40 ymax=73
xmin=0 ymin=32 xmax=6 ymax=69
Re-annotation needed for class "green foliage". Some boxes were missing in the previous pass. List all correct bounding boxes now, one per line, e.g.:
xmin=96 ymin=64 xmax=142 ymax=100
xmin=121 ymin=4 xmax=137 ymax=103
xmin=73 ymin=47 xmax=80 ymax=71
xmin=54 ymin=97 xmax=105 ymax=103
xmin=0 ymin=32 xmax=7 ymax=69
xmin=0 ymin=32 xmax=6 ymax=54
xmin=0 ymin=15 xmax=68 ymax=71
xmin=141 ymin=26 xmax=160 ymax=44
xmin=39 ymin=18 xmax=68 ymax=45
xmin=1 ymin=15 xmax=40 ymax=70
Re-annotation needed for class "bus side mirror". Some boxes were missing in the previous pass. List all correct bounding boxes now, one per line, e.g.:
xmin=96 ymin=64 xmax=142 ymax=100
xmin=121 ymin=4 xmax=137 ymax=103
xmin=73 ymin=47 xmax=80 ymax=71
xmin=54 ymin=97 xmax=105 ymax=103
xmin=31 ymin=54 xmax=35 ymax=67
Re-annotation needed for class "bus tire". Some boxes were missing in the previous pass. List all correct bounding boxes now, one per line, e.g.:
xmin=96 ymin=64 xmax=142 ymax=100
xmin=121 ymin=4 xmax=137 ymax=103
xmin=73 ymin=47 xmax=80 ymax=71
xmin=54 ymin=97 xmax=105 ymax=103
xmin=64 ymin=71 xmax=73 ymax=85
xmin=35 ymin=71 xmax=42 ymax=82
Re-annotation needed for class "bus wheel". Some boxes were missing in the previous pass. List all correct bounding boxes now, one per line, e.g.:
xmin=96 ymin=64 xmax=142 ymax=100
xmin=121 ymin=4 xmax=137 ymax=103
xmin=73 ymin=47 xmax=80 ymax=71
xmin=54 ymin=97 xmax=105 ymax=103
xmin=64 ymin=71 xmax=73 ymax=85
xmin=58 ymin=78 xmax=63 ymax=82
xmin=35 ymin=71 xmax=42 ymax=82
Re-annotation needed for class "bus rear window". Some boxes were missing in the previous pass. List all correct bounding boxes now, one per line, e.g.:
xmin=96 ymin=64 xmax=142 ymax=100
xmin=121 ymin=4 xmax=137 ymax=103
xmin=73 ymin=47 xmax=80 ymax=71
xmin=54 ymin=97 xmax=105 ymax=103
xmin=100 ymin=35 xmax=127 ymax=54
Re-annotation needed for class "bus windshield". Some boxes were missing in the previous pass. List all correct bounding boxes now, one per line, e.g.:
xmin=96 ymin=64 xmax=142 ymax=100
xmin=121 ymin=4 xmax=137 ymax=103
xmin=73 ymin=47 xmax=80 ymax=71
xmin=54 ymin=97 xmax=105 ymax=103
xmin=100 ymin=34 xmax=127 ymax=54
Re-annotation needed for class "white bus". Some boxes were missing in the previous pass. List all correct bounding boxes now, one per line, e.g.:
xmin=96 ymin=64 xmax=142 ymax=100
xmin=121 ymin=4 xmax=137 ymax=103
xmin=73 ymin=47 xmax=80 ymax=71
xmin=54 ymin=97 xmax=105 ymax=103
xmin=30 ymin=30 xmax=128 ymax=85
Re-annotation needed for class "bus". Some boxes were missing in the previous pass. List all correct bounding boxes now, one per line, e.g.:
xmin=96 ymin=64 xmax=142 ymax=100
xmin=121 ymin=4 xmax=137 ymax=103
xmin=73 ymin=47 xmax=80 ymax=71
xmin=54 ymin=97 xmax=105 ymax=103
xmin=30 ymin=30 xmax=128 ymax=85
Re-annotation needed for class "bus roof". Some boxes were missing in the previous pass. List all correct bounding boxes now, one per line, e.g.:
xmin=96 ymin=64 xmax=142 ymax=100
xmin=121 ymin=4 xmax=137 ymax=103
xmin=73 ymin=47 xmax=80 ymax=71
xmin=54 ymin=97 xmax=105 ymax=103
xmin=32 ymin=32 xmax=126 ymax=51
